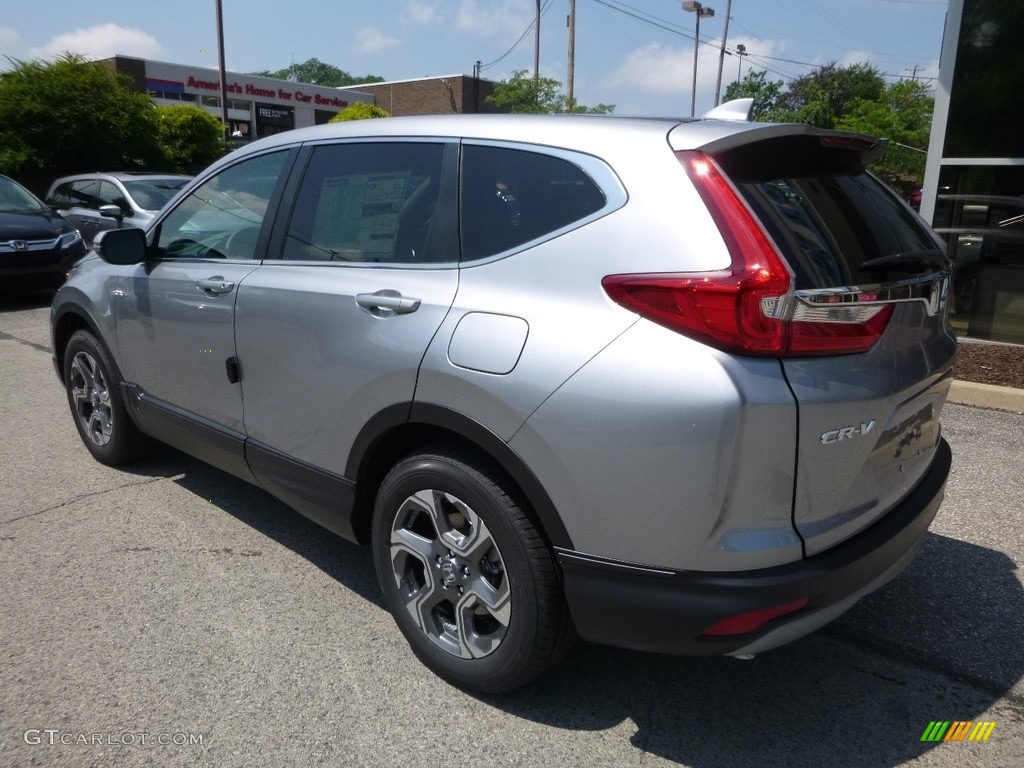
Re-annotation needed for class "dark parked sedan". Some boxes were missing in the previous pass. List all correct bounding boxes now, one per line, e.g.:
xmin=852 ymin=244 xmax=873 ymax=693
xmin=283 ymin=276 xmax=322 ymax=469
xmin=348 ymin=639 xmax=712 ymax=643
xmin=0 ymin=175 xmax=86 ymax=290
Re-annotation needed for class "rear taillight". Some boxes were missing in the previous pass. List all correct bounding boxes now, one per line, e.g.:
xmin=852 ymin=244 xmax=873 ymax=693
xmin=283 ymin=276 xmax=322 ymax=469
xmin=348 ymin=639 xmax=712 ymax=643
xmin=601 ymin=151 xmax=892 ymax=357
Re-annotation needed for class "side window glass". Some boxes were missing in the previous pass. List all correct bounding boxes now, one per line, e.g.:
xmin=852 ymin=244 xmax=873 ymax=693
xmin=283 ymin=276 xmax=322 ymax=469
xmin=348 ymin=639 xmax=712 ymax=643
xmin=155 ymin=151 xmax=288 ymax=261
xmin=47 ymin=182 xmax=74 ymax=208
xmin=97 ymin=181 xmax=129 ymax=215
xmin=70 ymin=180 xmax=98 ymax=209
xmin=461 ymin=145 xmax=606 ymax=261
xmin=283 ymin=142 xmax=447 ymax=263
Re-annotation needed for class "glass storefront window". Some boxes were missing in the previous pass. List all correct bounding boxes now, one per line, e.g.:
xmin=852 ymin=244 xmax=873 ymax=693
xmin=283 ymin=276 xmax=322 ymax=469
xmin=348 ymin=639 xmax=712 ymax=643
xmin=944 ymin=0 xmax=1024 ymax=158
xmin=933 ymin=165 xmax=1024 ymax=343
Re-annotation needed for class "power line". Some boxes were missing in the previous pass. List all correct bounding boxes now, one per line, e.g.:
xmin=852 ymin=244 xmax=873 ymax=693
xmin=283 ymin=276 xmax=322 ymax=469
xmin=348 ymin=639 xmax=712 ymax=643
xmin=479 ymin=0 xmax=554 ymax=71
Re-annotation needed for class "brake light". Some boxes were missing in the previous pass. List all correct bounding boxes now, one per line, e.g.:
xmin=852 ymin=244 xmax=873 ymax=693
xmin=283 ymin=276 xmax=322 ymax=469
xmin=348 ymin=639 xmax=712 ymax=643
xmin=701 ymin=597 xmax=810 ymax=637
xmin=601 ymin=151 xmax=892 ymax=356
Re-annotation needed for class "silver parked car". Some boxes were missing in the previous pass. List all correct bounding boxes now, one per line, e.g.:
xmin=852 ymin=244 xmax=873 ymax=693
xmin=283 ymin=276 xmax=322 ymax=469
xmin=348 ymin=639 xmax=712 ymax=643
xmin=51 ymin=103 xmax=955 ymax=692
xmin=45 ymin=172 xmax=191 ymax=247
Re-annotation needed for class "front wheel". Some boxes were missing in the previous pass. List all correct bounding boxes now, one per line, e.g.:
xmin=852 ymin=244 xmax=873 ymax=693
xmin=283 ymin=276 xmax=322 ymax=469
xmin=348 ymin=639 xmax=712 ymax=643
xmin=372 ymin=447 xmax=574 ymax=692
xmin=63 ymin=329 xmax=151 ymax=465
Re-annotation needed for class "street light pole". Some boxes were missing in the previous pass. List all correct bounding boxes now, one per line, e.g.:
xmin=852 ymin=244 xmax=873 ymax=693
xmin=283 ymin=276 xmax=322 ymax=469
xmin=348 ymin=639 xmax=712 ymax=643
xmin=683 ymin=1 xmax=715 ymax=118
xmin=713 ymin=0 xmax=732 ymax=106
xmin=567 ymin=0 xmax=576 ymax=112
xmin=216 ymin=0 xmax=229 ymax=141
xmin=736 ymin=43 xmax=746 ymax=82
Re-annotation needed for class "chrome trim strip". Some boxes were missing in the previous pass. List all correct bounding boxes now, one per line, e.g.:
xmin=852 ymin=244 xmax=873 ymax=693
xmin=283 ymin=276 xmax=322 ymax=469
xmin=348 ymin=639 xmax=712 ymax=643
xmin=794 ymin=271 xmax=950 ymax=318
xmin=0 ymin=236 xmax=61 ymax=253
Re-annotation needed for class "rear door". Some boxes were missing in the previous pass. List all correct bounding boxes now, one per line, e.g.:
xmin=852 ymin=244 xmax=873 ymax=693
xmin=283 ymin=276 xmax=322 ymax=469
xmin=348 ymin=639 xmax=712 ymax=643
xmin=712 ymin=133 xmax=955 ymax=556
xmin=235 ymin=140 xmax=459 ymax=486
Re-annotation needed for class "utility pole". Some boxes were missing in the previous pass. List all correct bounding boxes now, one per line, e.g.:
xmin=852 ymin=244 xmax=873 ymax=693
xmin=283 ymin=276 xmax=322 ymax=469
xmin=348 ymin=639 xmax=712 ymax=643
xmin=216 ymin=0 xmax=229 ymax=141
xmin=534 ymin=0 xmax=541 ymax=79
xmin=713 ymin=0 xmax=732 ymax=106
xmin=567 ymin=0 xmax=576 ymax=112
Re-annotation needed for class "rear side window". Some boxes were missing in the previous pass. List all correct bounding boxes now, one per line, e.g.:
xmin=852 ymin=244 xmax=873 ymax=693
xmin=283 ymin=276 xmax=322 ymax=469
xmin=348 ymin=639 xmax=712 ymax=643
xmin=47 ymin=182 xmax=74 ymax=208
xmin=461 ymin=145 xmax=606 ymax=261
xmin=282 ymin=142 xmax=448 ymax=263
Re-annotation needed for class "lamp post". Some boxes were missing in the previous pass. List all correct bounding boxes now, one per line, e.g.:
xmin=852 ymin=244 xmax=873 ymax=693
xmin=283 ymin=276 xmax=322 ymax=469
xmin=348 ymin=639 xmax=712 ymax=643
xmin=736 ymin=43 xmax=747 ymax=82
xmin=683 ymin=1 xmax=715 ymax=117
xmin=216 ymin=0 xmax=229 ymax=141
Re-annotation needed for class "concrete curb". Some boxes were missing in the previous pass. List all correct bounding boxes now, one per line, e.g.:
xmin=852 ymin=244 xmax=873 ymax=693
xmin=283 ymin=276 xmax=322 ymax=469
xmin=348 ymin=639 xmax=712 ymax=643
xmin=948 ymin=380 xmax=1024 ymax=415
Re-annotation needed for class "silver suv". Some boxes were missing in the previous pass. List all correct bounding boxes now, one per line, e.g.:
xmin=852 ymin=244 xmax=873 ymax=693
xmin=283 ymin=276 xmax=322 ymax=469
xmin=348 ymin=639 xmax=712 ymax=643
xmin=46 ymin=172 xmax=191 ymax=247
xmin=51 ymin=104 xmax=955 ymax=692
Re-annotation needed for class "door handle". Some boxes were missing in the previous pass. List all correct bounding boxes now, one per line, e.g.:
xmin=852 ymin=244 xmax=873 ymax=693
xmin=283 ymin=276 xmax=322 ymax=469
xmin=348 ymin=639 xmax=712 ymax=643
xmin=355 ymin=290 xmax=420 ymax=316
xmin=197 ymin=277 xmax=236 ymax=294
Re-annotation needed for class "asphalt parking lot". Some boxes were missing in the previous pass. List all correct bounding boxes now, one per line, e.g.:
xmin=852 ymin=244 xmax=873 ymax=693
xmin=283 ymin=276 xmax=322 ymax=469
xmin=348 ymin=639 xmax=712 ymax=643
xmin=1 ymin=290 xmax=1022 ymax=768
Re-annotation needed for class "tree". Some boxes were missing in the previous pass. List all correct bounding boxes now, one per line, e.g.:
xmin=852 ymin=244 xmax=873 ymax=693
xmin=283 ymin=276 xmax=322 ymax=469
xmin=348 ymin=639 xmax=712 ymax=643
xmin=153 ymin=105 xmax=228 ymax=172
xmin=486 ymin=70 xmax=614 ymax=114
xmin=836 ymin=79 xmax=934 ymax=188
xmin=723 ymin=70 xmax=784 ymax=120
xmin=328 ymin=102 xmax=390 ymax=122
xmin=773 ymin=62 xmax=885 ymax=128
xmin=250 ymin=58 xmax=384 ymax=87
xmin=0 ymin=55 xmax=159 ymax=177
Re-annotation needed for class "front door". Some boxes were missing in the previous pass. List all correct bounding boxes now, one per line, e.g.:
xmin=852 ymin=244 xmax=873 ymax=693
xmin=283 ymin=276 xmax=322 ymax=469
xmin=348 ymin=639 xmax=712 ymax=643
xmin=113 ymin=150 xmax=293 ymax=441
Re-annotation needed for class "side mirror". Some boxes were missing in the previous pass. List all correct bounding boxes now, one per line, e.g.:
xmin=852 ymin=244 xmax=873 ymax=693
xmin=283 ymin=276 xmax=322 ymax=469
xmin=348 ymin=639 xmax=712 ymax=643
xmin=93 ymin=227 xmax=147 ymax=265
xmin=99 ymin=204 xmax=125 ymax=221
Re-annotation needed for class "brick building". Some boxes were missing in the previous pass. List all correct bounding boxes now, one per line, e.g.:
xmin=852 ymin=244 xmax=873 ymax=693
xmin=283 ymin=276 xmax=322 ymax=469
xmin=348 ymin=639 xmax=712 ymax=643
xmin=337 ymin=75 xmax=504 ymax=116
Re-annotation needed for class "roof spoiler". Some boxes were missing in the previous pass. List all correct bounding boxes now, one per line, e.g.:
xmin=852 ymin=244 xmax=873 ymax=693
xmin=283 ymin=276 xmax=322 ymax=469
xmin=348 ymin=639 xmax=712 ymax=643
xmin=701 ymin=98 xmax=754 ymax=122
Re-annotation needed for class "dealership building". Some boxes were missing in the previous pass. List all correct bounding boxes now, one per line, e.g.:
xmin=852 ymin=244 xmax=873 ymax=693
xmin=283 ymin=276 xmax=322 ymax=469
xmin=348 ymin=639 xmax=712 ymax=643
xmin=103 ymin=56 xmax=374 ymax=139
xmin=922 ymin=0 xmax=1024 ymax=344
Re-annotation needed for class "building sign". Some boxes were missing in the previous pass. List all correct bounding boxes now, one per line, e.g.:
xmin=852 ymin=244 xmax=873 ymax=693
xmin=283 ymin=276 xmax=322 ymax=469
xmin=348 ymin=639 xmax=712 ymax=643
xmin=258 ymin=106 xmax=290 ymax=120
xmin=181 ymin=76 xmax=349 ymax=107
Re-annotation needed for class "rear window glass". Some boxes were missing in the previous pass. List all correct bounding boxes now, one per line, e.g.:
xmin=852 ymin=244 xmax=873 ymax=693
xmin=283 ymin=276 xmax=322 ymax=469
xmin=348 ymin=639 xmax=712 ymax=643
xmin=734 ymin=174 xmax=937 ymax=290
xmin=714 ymin=136 xmax=938 ymax=290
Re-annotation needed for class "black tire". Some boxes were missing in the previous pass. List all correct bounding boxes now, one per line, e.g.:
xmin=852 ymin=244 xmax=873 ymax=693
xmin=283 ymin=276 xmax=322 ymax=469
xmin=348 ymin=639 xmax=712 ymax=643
xmin=63 ymin=329 xmax=151 ymax=465
xmin=372 ymin=446 xmax=575 ymax=692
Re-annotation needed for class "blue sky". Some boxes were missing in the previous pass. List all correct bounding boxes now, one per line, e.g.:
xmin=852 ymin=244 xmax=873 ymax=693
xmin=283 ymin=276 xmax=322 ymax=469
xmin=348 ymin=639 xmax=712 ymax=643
xmin=0 ymin=0 xmax=948 ymax=115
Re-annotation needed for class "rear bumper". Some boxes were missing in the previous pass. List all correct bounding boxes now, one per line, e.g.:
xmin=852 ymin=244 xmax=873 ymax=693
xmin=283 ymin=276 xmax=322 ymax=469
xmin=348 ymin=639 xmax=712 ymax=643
xmin=556 ymin=437 xmax=951 ymax=655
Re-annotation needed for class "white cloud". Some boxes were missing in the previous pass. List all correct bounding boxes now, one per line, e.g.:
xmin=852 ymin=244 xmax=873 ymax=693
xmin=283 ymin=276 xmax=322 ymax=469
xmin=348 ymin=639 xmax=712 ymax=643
xmin=603 ymin=42 xmax=721 ymax=96
xmin=32 ymin=24 xmax=165 ymax=61
xmin=355 ymin=27 xmax=400 ymax=54
xmin=404 ymin=1 xmax=442 ymax=25
xmin=0 ymin=27 xmax=21 ymax=48
xmin=456 ymin=0 xmax=531 ymax=39
xmin=600 ymin=36 xmax=791 ymax=115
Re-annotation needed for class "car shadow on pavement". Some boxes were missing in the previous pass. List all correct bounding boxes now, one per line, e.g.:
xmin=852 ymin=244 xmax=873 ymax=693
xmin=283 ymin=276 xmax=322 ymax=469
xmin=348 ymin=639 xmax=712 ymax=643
xmin=166 ymin=457 xmax=383 ymax=608
xmin=122 ymin=454 xmax=1023 ymax=767
xmin=474 ymin=533 xmax=1024 ymax=768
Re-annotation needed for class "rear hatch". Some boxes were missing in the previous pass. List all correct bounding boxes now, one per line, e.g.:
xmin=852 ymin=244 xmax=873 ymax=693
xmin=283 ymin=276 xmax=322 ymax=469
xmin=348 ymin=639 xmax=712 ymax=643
xmin=708 ymin=129 xmax=955 ymax=555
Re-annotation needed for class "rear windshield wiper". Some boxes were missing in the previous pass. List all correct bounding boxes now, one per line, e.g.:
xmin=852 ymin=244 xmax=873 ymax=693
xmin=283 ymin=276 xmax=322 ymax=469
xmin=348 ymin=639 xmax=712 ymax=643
xmin=860 ymin=250 xmax=946 ymax=273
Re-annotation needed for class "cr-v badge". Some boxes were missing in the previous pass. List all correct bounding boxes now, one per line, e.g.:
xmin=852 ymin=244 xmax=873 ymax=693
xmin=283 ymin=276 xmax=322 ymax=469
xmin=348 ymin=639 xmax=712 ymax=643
xmin=820 ymin=420 xmax=876 ymax=445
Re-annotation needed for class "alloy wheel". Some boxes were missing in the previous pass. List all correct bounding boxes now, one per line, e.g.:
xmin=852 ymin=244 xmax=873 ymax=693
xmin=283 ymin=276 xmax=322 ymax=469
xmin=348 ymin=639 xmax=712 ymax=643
xmin=69 ymin=350 xmax=114 ymax=447
xmin=388 ymin=488 xmax=511 ymax=659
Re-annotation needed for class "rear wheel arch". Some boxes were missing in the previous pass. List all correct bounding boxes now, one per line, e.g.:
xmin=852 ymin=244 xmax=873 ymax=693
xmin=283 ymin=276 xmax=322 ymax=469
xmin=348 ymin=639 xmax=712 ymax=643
xmin=347 ymin=403 xmax=574 ymax=552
